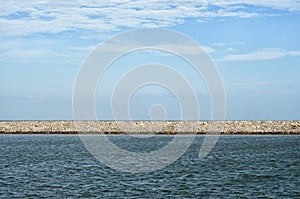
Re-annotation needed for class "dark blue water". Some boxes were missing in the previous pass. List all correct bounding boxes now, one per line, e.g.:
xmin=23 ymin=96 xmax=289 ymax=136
xmin=1 ymin=135 xmax=299 ymax=198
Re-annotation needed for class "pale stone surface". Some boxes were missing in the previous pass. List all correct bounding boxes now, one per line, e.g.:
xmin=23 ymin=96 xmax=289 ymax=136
xmin=0 ymin=121 xmax=300 ymax=134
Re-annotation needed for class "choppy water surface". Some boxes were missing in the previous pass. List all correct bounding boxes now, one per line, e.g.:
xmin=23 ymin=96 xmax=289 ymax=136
xmin=1 ymin=135 xmax=299 ymax=198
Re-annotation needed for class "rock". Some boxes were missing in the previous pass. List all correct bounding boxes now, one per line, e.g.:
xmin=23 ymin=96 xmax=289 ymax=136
xmin=0 ymin=121 xmax=299 ymax=134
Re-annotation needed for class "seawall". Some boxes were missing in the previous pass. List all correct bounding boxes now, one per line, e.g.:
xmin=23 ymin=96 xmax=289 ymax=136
xmin=0 ymin=121 xmax=300 ymax=134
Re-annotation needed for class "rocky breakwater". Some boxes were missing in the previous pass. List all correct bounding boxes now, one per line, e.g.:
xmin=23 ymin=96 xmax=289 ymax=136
xmin=0 ymin=121 xmax=300 ymax=134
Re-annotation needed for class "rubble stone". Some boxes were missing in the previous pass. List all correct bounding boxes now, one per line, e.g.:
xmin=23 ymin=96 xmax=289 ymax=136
xmin=0 ymin=121 xmax=299 ymax=134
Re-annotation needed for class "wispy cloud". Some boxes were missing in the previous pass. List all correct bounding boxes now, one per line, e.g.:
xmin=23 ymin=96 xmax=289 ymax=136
xmin=68 ymin=45 xmax=97 ymax=52
xmin=1 ymin=0 xmax=300 ymax=36
xmin=211 ymin=0 xmax=300 ymax=11
xmin=212 ymin=42 xmax=245 ymax=47
xmin=0 ymin=48 xmax=72 ymax=65
xmin=220 ymin=48 xmax=300 ymax=62
xmin=78 ymin=40 xmax=216 ymax=56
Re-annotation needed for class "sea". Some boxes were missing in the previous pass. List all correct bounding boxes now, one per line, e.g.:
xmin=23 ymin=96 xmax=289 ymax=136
xmin=1 ymin=135 xmax=299 ymax=198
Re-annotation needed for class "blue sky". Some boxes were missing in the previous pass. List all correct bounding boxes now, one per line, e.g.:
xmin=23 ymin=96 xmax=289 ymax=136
xmin=0 ymin=0 xmax=300 ymax=120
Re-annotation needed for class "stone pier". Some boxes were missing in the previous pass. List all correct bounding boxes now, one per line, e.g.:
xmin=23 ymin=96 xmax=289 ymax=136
xmin=0 ymin=121 xmax=300 ymax=134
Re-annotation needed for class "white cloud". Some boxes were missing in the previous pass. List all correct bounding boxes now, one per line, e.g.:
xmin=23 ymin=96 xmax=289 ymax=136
xmin=69 ymin=45 xmax=97 ymax=52
xmin=81 ymin=40 xmax=216 ymax=56
xmin=210 ymin=0 xmax=300 ymax=11
xmin=0 ymin=0 xmax=299 ymax=36
xmin=220 ymin=48 xmax=300 ymax=62
xmin=0 ymin=48 xmax=66 ymax=64
xmin=0 ymin=38 xmax=64 ymax=63
xmin=203 ymin=46 xmax=216 ymax=54
xmin=212 ymin=42 xmax=245 ymax=47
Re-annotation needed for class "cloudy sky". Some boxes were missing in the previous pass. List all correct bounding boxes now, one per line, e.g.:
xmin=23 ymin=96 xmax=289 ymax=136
xmin=1 ymin=0 xmax=300 ymax=120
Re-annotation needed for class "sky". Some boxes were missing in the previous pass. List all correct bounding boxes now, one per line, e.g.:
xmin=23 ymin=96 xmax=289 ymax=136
xmin=0 ymin=0 xmax=300 ymax=120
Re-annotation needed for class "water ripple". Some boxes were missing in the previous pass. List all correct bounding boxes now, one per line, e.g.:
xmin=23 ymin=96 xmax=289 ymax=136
xmin=1 ymin=135 xmax=299 ymax=198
